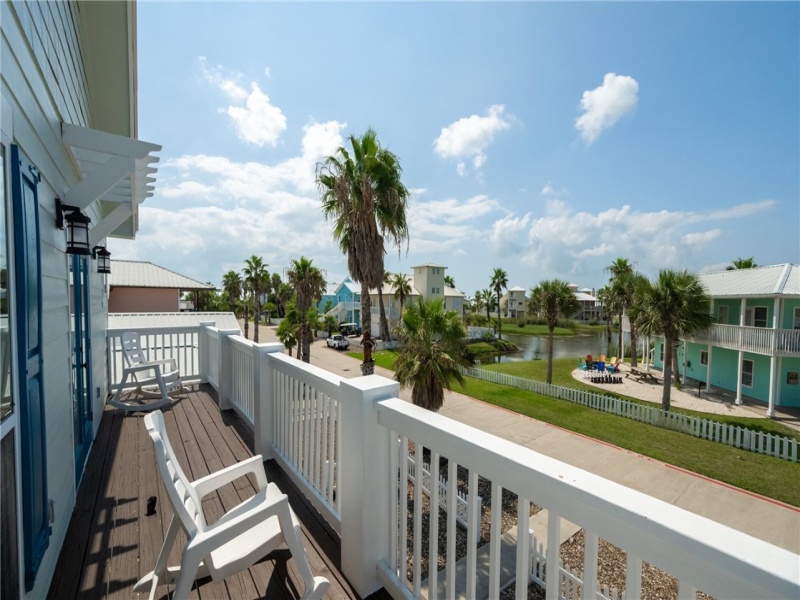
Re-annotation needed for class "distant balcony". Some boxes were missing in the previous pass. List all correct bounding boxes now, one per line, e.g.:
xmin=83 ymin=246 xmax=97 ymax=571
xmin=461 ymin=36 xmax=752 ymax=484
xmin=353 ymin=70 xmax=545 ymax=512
xmin=75 ymin=324 xmax=800 ymax=599
xmin=688 ymin=324 xmax=800 ymax=357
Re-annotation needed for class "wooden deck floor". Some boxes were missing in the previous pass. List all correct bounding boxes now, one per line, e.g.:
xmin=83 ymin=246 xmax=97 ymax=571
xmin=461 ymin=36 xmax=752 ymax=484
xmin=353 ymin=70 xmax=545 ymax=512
xmin=47 ymin=384 xmax=390 ymax=600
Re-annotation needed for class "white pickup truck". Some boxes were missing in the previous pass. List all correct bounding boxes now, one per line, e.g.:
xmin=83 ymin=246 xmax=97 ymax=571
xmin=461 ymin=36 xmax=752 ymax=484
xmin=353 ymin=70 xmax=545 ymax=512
xmin=326 ymin=334 xmax=350 ymax=350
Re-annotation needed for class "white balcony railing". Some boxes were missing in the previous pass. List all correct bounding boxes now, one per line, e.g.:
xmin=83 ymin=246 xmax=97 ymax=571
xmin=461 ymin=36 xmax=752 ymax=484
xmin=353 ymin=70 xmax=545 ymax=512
xmin=687 ymin=324 xmax=800 ymax=356
xmin=108 ymin=325 xmax=800 ymax=600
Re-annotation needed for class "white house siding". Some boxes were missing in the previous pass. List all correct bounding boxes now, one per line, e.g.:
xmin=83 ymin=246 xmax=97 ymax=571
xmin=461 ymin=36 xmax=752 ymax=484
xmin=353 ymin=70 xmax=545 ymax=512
xmin=1 ymin=1 xmax=116 ymax=596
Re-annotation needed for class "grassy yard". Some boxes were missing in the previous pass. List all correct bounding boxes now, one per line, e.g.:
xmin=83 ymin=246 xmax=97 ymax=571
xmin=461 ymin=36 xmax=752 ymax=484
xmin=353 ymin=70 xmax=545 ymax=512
xmin=349 ymin=351 xmax=800 ymax=505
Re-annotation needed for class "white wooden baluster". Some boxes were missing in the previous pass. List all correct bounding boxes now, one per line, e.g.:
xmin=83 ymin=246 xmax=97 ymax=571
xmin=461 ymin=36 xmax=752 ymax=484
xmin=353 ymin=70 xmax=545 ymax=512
xmin=546 ymin=510 xmax=561 ymax=600
xmin=413 ymin=443 xmax=424 ymax=596
xmin=389 ymin=430 xmax=399 ymax=575
xmin=429 ymin=450 xmax=440 ymax=600
xmin=446 ymin=459 xmax=457 ymax=597
xmin=334 ymin=400 xmax=342 ymax=513
xmin=625 ymin=553 xmax=642 ymax=599
xmin=399 ymin=436 xmax=409 ymax=585
xmin=489 ymin=481 xmax=502 ymax=598
xmin=466 ymin=470 xmax=479 ymax=600
xmin=582 ymin=529 xmax=598 ymax=600
xmin=516 ymin=498 xmax=530 ymax=600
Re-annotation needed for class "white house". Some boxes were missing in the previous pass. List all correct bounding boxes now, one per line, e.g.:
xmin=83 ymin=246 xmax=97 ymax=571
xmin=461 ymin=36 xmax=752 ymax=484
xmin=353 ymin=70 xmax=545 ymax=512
xmin=500 ymin=285 xmax=528 ymax=318
xmin=368 ymin=263 xmax=465 ymax=336
xmin=1 ymin=2 xmax=161 ymax=596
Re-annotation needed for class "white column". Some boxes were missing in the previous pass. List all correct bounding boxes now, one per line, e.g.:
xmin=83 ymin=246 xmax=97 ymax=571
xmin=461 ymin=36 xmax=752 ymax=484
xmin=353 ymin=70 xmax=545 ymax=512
xmin=706 ymin=344 xmax=713 ymax=393
xmin=737 ymin=299 xmax=746 ymax=405
xmin=339 ymin=375 xmax=399 ymax=597
xmin=254 ymin=342 xmax=284 ymax=458
xmin=768 ymin=307 xmax=779 ymax=417
xmin=217 ymin=328 xmax=240 ymax=410
xmin=197 ymin=321 xmax=215 ymax=384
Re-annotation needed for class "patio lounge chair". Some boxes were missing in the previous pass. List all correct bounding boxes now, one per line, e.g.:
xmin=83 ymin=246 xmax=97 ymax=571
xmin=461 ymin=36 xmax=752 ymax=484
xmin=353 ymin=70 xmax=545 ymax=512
xmin=134 ymin=410 xmax=329 ymax=600
xmin=108 ymin=331 xmax=184 ymax=412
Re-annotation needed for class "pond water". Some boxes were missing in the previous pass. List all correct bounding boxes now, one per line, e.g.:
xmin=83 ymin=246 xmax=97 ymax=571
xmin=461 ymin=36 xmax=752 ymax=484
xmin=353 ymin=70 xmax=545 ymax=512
xmin=479 ymin=331 xmax=616 ymax=364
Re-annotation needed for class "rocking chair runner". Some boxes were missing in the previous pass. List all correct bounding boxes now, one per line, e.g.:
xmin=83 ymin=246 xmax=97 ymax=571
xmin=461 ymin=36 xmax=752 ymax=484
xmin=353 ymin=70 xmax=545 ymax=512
xmin=109 ymin=331 xmax=184 ymax=411
xmin=135 ymin=410 xmax=329 ymax=599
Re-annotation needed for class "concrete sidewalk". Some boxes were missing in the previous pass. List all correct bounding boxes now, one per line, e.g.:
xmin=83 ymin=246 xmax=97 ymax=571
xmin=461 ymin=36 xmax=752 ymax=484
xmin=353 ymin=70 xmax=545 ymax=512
xmin=253 ymin=324 xmax=800 ymax=554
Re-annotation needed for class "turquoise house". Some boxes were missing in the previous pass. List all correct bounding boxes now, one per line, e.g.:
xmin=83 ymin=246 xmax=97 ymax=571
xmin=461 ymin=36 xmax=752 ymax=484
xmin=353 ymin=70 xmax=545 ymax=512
xmin=317 ymin=283 xmax=338 ymax=315
xmin=328 ymin=277 xmax=361 ymax=324
xmin=652 ymin=264 xmax=800 ymax=415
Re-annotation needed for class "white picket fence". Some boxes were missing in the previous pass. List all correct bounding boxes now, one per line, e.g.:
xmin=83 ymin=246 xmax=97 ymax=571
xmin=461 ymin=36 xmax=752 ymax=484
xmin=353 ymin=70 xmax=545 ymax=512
xmin=460 ymin=366 xmax=799 ymax=462
xmin=406 ymin=455 xmax=479 ymax=529
xmin=529 ymin=532 xmax=621 ymax=600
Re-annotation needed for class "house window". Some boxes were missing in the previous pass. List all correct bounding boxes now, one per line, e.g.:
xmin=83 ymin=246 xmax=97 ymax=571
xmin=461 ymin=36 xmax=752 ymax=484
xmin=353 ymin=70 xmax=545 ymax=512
xmin=793 ymin=307 xmax=800 ymax=329
xmin=717 ymin=305 xmax=729 ymax=325
xmin=700 ymin=351 xmax=708 ymax=366
xmin=659 ymin=342 xmax=664 ymax=361
xmin=745 ymin=306 xmax=768 ymax=328
xmin=741 ymin=359 xmax=754 ymax=388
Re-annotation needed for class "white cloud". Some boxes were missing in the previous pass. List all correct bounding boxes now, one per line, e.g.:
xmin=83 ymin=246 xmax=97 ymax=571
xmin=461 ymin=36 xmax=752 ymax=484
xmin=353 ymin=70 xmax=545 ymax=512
xmin=484 ymin=198 xmax=776 ymax=282
xmin=200 ymin=58 xmax=287 ymax=147
xmin=575 ymin=73 xmax=639 ymax=145
xmin=489 ymin=213 xmax=532 ymax=256
xmin=406 ymin=194 xmax=501 ymax=253
xmin=434 ymin=104 xmax=513 ymax=176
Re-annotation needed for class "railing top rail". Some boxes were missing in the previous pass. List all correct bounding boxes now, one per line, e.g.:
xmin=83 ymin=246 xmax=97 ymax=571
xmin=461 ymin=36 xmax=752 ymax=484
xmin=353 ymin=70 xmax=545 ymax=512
xmin=108 ymin=324 xmax=203 ymax=336
xmin=269 ymin=351 xmax=345 ymax=397
xmin=376 ymin=397 xmax=798 ymax=599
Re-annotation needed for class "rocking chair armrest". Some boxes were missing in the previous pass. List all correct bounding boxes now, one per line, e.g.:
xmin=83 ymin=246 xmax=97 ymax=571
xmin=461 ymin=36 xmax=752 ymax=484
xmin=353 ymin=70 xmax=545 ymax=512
xmin=190 ymin=485 xmax=289 ymax=555
xmin=193 ymin=455 xmax=268 ymax=497
xmin=141 ymin=357 xmax=178 ymax=372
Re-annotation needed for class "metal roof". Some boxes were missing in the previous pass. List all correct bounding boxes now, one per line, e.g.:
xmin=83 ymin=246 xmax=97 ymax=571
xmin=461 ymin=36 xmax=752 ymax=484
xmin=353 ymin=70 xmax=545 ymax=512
xmin=698 ymin=264 xmax=799 ymax=297
xmin=109 ymin=260 xmax=215 ymax=290
xmin=108 ymin=312 xmax=240 ymax=332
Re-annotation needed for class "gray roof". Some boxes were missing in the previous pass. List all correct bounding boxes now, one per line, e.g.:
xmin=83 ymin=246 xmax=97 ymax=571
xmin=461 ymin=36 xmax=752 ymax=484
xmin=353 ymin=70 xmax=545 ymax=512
xmin=412 ymin=262 xmax=447 ymax=269
xmin=109 ymin=260 xmax=215 ymax=290
xmin=108 ymin=312 xmax=240 ymax=332
xmin=698 ymin=263 xmax=799 ymax=297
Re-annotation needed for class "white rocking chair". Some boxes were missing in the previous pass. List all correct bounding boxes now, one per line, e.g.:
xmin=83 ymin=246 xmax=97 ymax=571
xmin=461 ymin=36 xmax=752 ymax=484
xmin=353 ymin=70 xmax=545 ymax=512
xmin=108 ymin=331 xmax=184 ymax=412
xmin=134 ymin=410 xmax=329 ymax=599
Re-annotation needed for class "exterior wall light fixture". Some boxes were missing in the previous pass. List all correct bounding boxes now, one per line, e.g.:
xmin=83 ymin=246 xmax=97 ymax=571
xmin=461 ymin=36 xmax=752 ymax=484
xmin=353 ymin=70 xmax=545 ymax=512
xmin=91 ymin=246 xmax=111 ymax=274
xmin=55 ymin=197 xmax=91 ymax=255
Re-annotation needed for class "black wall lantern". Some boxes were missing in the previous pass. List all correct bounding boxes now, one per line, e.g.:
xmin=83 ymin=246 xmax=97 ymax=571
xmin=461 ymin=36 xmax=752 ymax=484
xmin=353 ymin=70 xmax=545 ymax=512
xmin=92 ymin=246 xmax=111 ymax=274
xmin=55 ymin=197 xmax=91 ymax=255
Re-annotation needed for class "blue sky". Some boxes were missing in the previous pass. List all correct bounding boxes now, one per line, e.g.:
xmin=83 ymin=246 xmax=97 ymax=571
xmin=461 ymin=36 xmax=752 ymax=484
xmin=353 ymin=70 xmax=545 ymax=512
xmin=111 ymin=1 xmax=800 ymax=297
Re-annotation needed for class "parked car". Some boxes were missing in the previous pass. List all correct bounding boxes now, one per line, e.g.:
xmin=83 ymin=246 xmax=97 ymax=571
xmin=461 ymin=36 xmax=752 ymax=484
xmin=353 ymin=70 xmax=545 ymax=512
xmin=326 ymin=334 xmax=350 ymax=349
xmin=339 ymin=322 xmax=361 ymax=337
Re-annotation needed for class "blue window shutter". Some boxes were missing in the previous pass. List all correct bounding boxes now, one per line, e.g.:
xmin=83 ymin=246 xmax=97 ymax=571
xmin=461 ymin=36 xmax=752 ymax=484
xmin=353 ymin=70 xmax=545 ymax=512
xmin=11 ymin=145 xmax=50 ymax=590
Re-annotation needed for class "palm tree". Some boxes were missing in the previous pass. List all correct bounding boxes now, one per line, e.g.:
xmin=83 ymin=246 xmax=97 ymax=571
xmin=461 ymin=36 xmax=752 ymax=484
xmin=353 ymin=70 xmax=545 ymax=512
xmin=637 ymin=270 xmax=713 ymax=411
xmin=243 ymin=255 xmax=269 ymax=343
xmin=270 ymin=272 xmax=283 ymax=315
xmin=596 ymin=286 xmax=614 ymax=355
xmin=277 ymin=282 xmax=293 ymax=318
xmin=317 ymin=129 xmax=410 ymax=375
xmin=490 ymin=268 xmax=508 ymax=339
xmin=444 ymin=275 xmax=455 ymax=289
xmin=277 ymin=301 xmax=300 ymax=357
xmin=393 ymin=298 xmax=472 ymax=412
xmin=605 ymin=258 xmax=635 ymax=359
xmin=391 ymin=272 xmax=412 ymax=315
xmin=626 ymin=272 xmax=650 ymax=367
xmin=726 ymin=257 xmax=758 ymax=270
xmin=472 ymin=290 xmax=486 ymax=320
xmin=287 ymin=256 xmax=326 ymax=363
xmin=479 ymin=288 xmax=496 ymax=328
xmin=376 ymin=270 xmax=392 ymax=341
xmin=528 ymin=279 xmax=580 ymax=384
xmin=222 ymin=270 xmax=242 ymax=313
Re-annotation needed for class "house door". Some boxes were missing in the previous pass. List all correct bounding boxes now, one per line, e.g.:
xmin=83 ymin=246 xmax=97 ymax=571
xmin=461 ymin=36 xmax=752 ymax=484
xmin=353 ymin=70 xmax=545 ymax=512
xmin=11 ymin=145 xmax=50 ymax=590
xmin=71 ymin=254 xmax=92 ymax=484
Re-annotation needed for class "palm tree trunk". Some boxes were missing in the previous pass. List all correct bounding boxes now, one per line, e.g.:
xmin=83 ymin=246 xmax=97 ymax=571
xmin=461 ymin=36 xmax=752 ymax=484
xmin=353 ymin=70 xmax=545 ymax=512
xmin=661 ymin=335 xmax=673 ymax=411
xmin=254 ymin=295 xmax=261 ymax=343
xmin=606 ymin=316 xmax=612 ymax=355
xmin=496 ymin=291 xmax=503 ymax=340
xmin=546 ymin=327 xmax=555 ymax=384
xmin=617 ymin=313 xmax=624 ymax=361
xmin=302 ymin=324 xmax=312 ymax=363
xmin=244 ymin=308 xmax=250 ymax=340
xmin=630 ymin=326 xmax=639 ymax=367
xmin=360 ymin=293 xmax=374 ymax=375
xmin=378 ymin=287 xmax=391 ymax=340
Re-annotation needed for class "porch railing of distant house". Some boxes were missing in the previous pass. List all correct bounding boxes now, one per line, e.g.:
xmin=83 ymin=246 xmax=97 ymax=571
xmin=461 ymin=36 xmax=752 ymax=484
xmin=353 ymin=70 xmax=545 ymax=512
xmin=688 ymin=323 xmax=800 ymax=357
xmin=458 ymin=366 xmax=799 ymax=463
xmin=107 ymin=325 xmax=800 ymax=600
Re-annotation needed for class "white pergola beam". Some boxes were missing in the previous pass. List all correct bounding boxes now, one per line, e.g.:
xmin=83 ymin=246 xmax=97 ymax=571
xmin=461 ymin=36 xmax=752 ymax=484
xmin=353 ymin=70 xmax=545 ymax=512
xmin=64 ymin=153 xmax=134 ymax=209
xmin=89 ymin=202 xmax=132 ymax=247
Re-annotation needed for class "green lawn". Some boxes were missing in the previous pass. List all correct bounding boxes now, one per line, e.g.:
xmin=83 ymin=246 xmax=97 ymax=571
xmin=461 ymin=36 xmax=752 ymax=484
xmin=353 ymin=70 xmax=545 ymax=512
xmin=349 ymin=351 xmax=800 ymax=505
